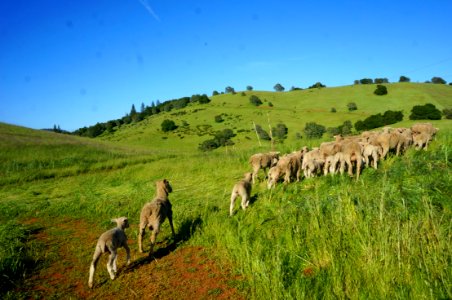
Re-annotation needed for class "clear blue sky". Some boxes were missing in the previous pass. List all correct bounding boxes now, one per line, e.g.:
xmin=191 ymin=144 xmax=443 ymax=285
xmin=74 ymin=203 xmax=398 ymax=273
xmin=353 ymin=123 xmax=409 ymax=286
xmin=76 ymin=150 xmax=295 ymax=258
xmin=1 ymin=0 xmax=451 ymax=131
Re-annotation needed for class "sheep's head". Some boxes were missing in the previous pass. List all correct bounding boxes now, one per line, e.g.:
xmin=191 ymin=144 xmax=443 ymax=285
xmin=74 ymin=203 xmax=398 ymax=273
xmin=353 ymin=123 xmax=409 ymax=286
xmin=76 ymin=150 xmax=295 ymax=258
xmin=156 ymin=179 xmax=172 ymax=195
xmin=112 ymin=217 xmax=129 ymax=229
xmin=243 ymin=172 xmax=253 ymax=182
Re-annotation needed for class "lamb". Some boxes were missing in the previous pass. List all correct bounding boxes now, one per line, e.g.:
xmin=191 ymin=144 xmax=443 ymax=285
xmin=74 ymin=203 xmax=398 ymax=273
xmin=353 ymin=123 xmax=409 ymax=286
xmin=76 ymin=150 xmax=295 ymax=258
xmin=249 ymin=151 xmax=280 ymax=184
xmin=138 ymin=179 xmax=176 ymax=256
xmin=360 ymin=142 xmax=381 ymax=169
xmin=267 ymin=148 xmax=307 ymax=188
xmin=302 ymin=148 xmax=324 ymax=178
xmin=88 ymin=217 xmax=131 ymax=289
xmin=230 ymin=172 xmax=253 ymax=216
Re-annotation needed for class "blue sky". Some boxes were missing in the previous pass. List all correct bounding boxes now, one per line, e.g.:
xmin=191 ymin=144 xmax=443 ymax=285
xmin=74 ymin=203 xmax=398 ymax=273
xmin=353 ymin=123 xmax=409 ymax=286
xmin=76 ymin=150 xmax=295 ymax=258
xmin=1 ymin=0 xmax=451 ymax=131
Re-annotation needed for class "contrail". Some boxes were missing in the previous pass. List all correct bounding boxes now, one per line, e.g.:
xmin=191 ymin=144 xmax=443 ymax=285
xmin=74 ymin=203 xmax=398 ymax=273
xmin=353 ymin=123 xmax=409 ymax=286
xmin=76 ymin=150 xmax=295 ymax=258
xmin=138 ymin=0 xmax=160 ymax=21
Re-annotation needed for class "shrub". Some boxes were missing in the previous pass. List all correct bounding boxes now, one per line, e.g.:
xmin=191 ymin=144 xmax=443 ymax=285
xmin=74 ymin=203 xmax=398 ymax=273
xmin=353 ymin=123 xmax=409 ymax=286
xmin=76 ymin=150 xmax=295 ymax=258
xmin=161 ymin=119 xmax=177 ymax=132
xmin=254 ymin=124 xmax=271 ymax=140
xmin=374 ymin=84 xmax=388 ymax=95
xmin=268 ymin=102 xmax=274 ymax=107
xmin=331 ymin=107 xmax=336 ymax=113
xmin=303 ymin=122 xmax=326 ymax=139
xmin=347 ymin=102 xmax=358 ymax=111
xmin=442 ymin=108 xmax=452 ymax=119
xmin=271 ymin=123 xmax=288 ymax=141
xmin=354 ymin=110 xmax=403 ymax=131
xmin=409 ymin=103 xmax=442 ymax=120
xmin=214 ymin=115 xmax=224 ymax=123
xmin=199 ymin=129 xmax=236 ymax=151
xmin=308 ymin=82 xmax=326 ymax=89
xmin=249 ymin=95 xmax=263 ymax=106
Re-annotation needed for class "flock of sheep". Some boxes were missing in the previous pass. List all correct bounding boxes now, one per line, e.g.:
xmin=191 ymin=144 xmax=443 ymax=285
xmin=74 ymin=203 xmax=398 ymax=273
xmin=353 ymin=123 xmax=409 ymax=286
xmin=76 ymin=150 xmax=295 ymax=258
xmin=229 ymin=122 xmax=439 ymax=215
xmin=89 ymin=122 xmax=438 ymax=288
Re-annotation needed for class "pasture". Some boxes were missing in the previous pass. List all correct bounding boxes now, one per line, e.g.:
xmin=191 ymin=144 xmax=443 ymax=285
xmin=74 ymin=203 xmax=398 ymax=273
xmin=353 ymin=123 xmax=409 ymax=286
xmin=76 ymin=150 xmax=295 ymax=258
xmin=0 ymin=83 xmax=451 ymax=299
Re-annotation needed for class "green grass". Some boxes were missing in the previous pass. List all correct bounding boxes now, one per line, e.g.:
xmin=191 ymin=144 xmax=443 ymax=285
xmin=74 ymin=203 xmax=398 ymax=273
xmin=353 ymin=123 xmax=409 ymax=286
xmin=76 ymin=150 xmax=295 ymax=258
xmin=0 ymin=83 xmax=451 ymax=298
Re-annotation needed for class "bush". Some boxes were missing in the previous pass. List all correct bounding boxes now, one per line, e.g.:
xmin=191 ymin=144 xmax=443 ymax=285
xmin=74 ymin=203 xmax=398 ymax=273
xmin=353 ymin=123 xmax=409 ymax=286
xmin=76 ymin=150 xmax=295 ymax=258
xmin=161 ymin=119 xmax=178 ymax=132
xmin=254 ymin=124 xmax=271 ymax=140
xmin=199 ymin=129 xmax=235 ymax=151
xmin=331 ymin=107 xmax=336 ymax=113
xmin=249 ymin=95 xmax=263 ymax=106
xmin=303 ymin=122 xmax=326 ymax=139
xmin=374 ymin=84 xmax=388 ymax=95
xmin=347 ymin=102 xmax=358 ymax=111
xmin=214 ymin=115 xmax=224 ymax=123
xmin=271 ymin=123 xmax=288 ymax=141
xmin=409 ymin=103 xmax=442 ymax=120
xmin=443 ymin=108 xmax=452 ymax=119
xmin=354 ymin=110 xmax=403 ymax=131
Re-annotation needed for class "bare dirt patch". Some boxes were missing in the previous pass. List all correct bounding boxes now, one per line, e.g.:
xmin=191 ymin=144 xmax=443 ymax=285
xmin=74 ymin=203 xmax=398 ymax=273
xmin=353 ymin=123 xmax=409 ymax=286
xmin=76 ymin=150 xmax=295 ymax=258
xmin=15 ymin=218 xmax=245 ymax=299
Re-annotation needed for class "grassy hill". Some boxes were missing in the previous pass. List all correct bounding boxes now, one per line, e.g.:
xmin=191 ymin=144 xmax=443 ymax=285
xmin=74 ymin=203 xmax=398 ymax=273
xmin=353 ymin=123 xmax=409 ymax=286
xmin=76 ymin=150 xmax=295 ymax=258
xmin=99 ymin=83 xmax=452 ymax=151
xmin=0 ymin=83 xmax=451 ymax=299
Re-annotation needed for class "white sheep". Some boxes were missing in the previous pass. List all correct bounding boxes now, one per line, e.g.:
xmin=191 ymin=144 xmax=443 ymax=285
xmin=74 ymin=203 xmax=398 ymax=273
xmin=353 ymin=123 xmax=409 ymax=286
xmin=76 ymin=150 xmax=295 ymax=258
xmin=138 ymin=179 xmax=176 ymax=256
xmin=230 ymin=172 xmax=253 ymax=216
xmin=88 ymin=217 xmax=131 ymax=289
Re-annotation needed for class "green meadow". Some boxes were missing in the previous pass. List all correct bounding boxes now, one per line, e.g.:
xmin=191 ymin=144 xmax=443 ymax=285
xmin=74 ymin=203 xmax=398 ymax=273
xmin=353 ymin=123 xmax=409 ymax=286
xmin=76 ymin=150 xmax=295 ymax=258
xmin=0 ymin=83 xmax=451 ymax=299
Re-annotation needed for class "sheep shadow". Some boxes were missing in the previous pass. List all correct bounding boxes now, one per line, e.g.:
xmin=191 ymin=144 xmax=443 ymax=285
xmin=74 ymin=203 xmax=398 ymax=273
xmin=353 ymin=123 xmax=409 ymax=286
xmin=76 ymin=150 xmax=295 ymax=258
xmin=123 ymin=216 xmax=203 ymax=272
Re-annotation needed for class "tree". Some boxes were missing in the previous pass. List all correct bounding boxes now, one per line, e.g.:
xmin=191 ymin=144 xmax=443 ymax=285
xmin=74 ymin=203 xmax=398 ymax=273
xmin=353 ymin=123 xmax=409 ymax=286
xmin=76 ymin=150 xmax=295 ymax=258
xmin=308 ymin=82 xmax=326 ymax=89
xmin=130 ymin=104 xmax=137 ymax=116
xmin=359 ymin=78 xmax=373 ymax=84
xmin=409 ymin=103 xmax=442 ymax=120
xmin=249 ymin=95 xmax=263 ymax=106
xmin=246 ymin=85 xmax=253 ymax=91
xmin=374 ymin=84 xmax=388 ymax=95
xmin=140 ymin=102 xmax=146 ymax=113
xmin=212 ymin=90 xmax=219 ymax=96
xmin=374 ymin=78 xmax=389 ymax=84
xmin=161 ymin=119 xmax=177 ymax=132
xmin=303 ymin=122 xmax=326 ymax=139
xmin=431 ymin=77 xmax=446 ymax=84
xmin=273 ymin=83 xmax=285 ymax=92
xmin=347 ymin=102 xmax=358 ymax=111
xmin=225 ymin=86 xmax=235 ymax=94
xmin=399 ymin=75 xmax=410 ymax=82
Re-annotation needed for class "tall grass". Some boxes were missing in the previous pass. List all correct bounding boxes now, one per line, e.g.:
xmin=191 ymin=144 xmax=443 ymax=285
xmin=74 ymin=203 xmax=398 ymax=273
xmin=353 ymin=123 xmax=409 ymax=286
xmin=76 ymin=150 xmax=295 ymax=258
xmin=0 ymin=122 xmax=450 ymax=298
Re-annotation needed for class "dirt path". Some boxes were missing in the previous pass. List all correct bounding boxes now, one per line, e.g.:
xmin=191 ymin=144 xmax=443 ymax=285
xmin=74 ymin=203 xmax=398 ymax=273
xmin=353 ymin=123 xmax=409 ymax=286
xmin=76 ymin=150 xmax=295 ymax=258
xmin=16 ymin=218 xmax=245 ymax=299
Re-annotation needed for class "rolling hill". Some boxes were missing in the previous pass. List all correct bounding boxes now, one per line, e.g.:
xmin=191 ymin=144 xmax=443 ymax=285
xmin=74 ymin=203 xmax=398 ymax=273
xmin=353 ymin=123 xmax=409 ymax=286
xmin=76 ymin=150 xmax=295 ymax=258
xmin=98 ymin=82 xmax=452 ymax=151
xmin=0 ymin=82 xmax=451 ymax=299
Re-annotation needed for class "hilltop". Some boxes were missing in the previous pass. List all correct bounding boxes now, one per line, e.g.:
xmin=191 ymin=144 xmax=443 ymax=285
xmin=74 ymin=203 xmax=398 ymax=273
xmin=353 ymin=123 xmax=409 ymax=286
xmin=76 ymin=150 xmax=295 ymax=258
xmin=96 ymin=83 xmax=452 ymax=151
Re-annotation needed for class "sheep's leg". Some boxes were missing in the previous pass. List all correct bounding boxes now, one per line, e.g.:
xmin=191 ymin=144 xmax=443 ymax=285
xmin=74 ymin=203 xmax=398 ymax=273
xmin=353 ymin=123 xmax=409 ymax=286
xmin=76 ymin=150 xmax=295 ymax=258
xmin=372 ymin=153 xmax=378 ymax=169
xmin=230 ymin=193 xmax=237 ymax=216
xmin=138 ymin=224 xmax=146 ymax=253
xmin=168 ymin=214 xmax=176 ymax=240
xmin=107 ymin=251 xmax=117 ymax=280
xmin=124 ymin=243 xmax=131 ymax=265
xmin=149 ymin=227 xmax=159 ymax=256
xmin=241 ymin=194 xmax=248 ymax=210
xmin=88 ymin=247 xmax=102 ymax=288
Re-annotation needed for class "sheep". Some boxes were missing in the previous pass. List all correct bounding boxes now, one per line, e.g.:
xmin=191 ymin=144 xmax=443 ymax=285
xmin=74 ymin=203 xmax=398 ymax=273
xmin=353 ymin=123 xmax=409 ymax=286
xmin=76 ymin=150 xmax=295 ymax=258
xmin=138 ymin=179 xmax=176 ymax=256
xmin=335 ymin=140 xmax=363 ymax=179
xmin=411 ymin=122 xmax=439 ymax=136
xmin=413 ymin=132 xmax=433 ymax=150
xmin=360 ymin=142 xmax=381 ymax=169
xmin=267 ymin=148 xmax=308 ymax=188
xmin=230 ymin=172 xmax=253 ymax=216
xmin=302 ymin=148 xmax=324 ymax=178
xmin=249 ymin=151 xmax=280 ymax=184
xmin=88 ymin=217 xmax=131 ymax=289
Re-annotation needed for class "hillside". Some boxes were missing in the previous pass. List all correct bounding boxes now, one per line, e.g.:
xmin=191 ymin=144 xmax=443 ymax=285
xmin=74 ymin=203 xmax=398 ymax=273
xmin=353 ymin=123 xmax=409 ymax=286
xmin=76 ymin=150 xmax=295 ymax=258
xmin=99 ymin=83 xmax=452 ymax=151
xmin=0 ymin=83 xmax=451 ymax=299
